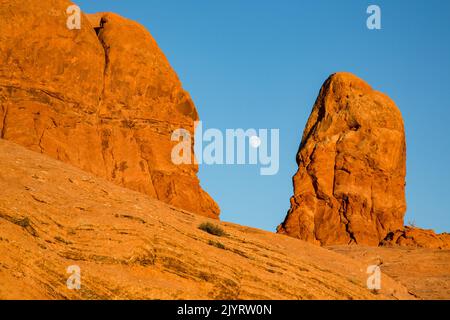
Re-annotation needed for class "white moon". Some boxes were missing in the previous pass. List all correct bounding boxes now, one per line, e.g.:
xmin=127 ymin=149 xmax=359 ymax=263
xmin=250 ymin=135 xmax=261 ymax=148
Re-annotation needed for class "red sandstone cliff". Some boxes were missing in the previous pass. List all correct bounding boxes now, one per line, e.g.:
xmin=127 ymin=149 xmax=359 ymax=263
xmin=0 ymin=0 xmax=219 ymax=218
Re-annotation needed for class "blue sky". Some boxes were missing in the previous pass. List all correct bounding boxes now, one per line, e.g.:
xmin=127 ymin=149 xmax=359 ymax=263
xmin=75 ymin=0 xmax=450 ymax=233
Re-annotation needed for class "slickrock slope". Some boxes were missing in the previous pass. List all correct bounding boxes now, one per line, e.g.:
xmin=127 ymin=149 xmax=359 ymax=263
xmin=0 ymin=139 xmax=413 ymax=300
xmin=381 ymin=227 xmax=450 ymax=249
xmin=0 ymin=0 xmax=219 ymax=218
xmin=278 ymin=73 xmax=406 ymax=246
xmin=329 ymin=245 xmax=450 ymax=300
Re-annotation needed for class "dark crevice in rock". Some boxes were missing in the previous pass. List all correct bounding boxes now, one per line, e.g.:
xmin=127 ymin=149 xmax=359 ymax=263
xmin=340 ymin=196 xmax=357 ymax=245
xmin=94 ymin=26 xmax=102 ymax=36
xmin=93 ymin=16 xmax=106 ymax=37
xmin=38 ymin=128 xmax=46 ymax=153
xmin=91 ymin=16 xmax=112 ymax=176
xmin=380 ymin=231 xmax=395 ymax=246
xmin=91 ymin=16 xmax=110 ymax=101
xmin=1 ymin=105 xmax=8 ymax=139
xmin=349 ymin=121 xmax=361 ymax=131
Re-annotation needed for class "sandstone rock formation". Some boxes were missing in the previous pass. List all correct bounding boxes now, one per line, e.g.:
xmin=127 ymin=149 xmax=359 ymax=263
xmin=381 ymin=227 xmax=450 ymax=249
xmin=278 ymin=72 xmax=406 ymax=246
xmin=0 ymin=0 xmax=219 ymax=218
xmin=0 ymin=139 xmax=414 ymax=299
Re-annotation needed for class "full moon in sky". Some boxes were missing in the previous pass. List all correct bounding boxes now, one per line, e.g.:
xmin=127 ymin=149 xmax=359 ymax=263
xmin=250 ymin=135 xmax=261 ymax=148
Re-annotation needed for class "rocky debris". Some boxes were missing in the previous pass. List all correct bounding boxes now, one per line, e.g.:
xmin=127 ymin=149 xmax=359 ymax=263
xmin=278 ymin=72 xmax=406 ymax=246
xmin=0 ymin=0 xmax=219 ymax=218
xmin=0 ymin=138 xmax=414 ymax=300
xmin=381 ymin=227 xmax=450 ymax=249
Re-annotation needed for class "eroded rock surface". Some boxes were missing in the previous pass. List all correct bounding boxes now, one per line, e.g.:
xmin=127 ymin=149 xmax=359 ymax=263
xmin=0 ymin=0 xmax=219 ymax=218
xmin=278 ymin=73 xmax=406 ymax=246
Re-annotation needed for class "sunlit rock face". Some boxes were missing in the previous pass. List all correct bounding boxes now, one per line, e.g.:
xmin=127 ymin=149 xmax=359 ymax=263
xmin=278 ymin=72 xmax=406 ymax=246
xmin=0 ymin=0 xmax=219 ymax=218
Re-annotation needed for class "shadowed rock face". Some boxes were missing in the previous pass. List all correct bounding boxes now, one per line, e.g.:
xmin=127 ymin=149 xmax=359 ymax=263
xmin=278 ymin=73 xmax=406 ymax=246
xmin=0 ymin=0 xmax=219 ymax=218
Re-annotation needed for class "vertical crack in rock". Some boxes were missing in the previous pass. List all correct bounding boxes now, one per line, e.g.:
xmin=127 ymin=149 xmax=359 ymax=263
xmin=37 ymin=128 xmax=46 ymax=153
xmin=91 ymin=15 xmax=112 ymax=181
xmin=91 ymin=16 xmax=110 ymax=101
xmin=340 ymin=196 xmax=357 ymax=245
xmin=0 ymin=105 xmax=8 ymax=139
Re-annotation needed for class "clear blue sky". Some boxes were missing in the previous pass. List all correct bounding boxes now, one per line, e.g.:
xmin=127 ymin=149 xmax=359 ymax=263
xmin=75 ymin=0 xmax=450 ymax=233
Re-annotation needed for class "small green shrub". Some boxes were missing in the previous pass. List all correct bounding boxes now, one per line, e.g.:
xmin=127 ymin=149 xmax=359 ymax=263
xmin=208 ymin=240 xmax=225 ymax=249
xmin=198 ymin=222 xmax=226 ymax=237
xmin=15 ymin=217 xmax=31 ymax=228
